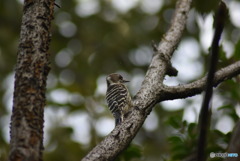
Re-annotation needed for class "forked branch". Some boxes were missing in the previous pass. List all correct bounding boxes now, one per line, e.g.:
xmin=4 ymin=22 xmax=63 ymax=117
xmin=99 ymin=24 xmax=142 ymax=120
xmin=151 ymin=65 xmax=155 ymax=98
xmin=82 ymin=0 xmax=192 ymax=160
xmin=82 ymin=0 xmax=240 ymax=160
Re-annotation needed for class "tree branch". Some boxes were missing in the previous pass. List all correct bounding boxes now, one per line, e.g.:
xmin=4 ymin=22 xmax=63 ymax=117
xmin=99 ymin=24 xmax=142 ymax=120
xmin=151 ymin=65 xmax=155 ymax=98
xmin=82 ymin=0 xmax=240 ymax=160
xmin=82 ymin=0 xmax=192 ymax=160
xmin=162 ymin=60 xmax=240 ymax=101
xmin=134 ymin=0 xmax=192 ymax=109
xmin=198 ymin=2 xmax=226 ymax=160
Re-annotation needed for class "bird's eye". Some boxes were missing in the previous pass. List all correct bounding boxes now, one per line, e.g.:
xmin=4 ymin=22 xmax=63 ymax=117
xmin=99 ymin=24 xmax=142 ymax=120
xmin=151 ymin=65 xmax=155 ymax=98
xmin=119 ymin=75 xmax=123 ymax=80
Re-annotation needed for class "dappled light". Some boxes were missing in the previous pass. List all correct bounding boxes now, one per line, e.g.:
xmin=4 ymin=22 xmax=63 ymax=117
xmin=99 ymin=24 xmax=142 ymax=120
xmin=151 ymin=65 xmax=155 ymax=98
xmin=1 ymin=0 xmax=240 ymax=160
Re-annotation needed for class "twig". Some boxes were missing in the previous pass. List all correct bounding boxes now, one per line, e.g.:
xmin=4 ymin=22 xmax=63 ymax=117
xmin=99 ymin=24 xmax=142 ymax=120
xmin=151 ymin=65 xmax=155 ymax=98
xmin=54 ymin=2 xmax=61 ymax=8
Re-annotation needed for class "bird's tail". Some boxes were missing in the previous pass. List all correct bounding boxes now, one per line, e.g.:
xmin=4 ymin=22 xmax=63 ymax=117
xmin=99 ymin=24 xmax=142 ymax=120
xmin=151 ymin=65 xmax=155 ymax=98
xmin=114 ymin=111 xmax=122 ymax=126
xmin=115 ymin=118 xmax=122 ymax=126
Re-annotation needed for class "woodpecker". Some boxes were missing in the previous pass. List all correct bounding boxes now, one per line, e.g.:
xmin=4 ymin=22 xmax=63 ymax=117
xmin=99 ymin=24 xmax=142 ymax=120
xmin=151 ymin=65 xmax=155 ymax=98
xmin=106 ymin=73 xmax=132 ymax=126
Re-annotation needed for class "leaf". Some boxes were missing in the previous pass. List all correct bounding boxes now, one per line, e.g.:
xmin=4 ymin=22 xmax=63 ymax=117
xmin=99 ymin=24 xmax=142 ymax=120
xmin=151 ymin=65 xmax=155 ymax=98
xmin=218 ymin=104 xmax=232 ymax=110
xmin=172 ymin=148 xmax=189 ymax=160
xmin=166 ymin=116 xmax=182 ymax=129
xmin=168 ymin=136 xmax=183 ymax=144
xmin=118 ymin=144 xmax=142 ymax=161
xmin=188 ymin=123 xmax=197 ymax=139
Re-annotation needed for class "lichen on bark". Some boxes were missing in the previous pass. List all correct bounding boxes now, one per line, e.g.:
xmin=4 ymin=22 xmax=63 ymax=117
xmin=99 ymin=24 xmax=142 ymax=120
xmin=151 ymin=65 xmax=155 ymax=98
xmin=9 ymin=1 xmax=54 ymax=161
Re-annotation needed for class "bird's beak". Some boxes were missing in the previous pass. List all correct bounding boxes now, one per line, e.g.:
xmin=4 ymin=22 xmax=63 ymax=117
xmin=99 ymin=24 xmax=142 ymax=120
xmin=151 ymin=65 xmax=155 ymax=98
xmin=122 ymin=80 xmax=130 ymax=83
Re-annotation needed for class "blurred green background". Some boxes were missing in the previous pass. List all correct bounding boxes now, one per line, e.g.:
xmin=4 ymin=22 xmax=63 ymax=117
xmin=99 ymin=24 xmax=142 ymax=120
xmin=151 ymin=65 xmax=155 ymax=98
xmin=0 ymin=0 xmax=240 ymax=160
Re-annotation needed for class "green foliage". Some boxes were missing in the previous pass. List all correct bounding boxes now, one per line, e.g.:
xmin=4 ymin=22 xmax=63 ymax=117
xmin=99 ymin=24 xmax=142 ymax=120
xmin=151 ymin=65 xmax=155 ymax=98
xmin=233 ymin=39 xmax=240 ymax=60
xmin=167 ymin=114 xmax=198 ymax=160
xmin=218 ymin=104 xmax=239 ymax=122
xmin=166 ymin=114 xmax=184 ymax=129
xmin=207 ymin=129 xmax=230 ymax=153
xmin=166 ymin=106 xmax=238 ymax=161
xmin=116 ymin=144 xmax=142 ymax=161
xmin=0 ymin=135 xmax=9 ymax=161
xmin=44 ymin=127 xmax=85 ymax=161
xmin=194 ymin=0 xmax=220 ymax=14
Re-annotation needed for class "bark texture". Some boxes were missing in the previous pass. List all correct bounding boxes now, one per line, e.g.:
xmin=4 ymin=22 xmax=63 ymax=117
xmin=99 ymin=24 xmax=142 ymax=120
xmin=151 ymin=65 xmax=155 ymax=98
xmin=82 ymin=0 xmax=240 ymax=160
xmin=9 ymin=0 xmax=54 ymax=161
xmin=82 ymin=0 xmax=192 ymax=160
xmin=162 ymin=61 xmax=240 ymax=101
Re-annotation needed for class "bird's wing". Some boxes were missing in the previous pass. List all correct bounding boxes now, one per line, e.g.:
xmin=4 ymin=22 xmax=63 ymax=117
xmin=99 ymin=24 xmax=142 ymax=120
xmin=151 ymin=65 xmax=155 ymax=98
xmin=106 ymin=84 xmax=128 ymax=115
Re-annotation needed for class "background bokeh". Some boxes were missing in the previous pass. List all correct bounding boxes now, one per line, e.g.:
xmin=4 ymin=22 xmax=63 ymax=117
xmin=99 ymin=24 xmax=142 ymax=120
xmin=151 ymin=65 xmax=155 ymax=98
xmin=0 ymin=0 xmax=240 ymax=160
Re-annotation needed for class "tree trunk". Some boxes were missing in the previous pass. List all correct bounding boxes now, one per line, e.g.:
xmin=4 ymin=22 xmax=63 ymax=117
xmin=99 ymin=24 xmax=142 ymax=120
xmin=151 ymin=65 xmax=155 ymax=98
xmin=9 ymin=0 xmax=54 ymax=161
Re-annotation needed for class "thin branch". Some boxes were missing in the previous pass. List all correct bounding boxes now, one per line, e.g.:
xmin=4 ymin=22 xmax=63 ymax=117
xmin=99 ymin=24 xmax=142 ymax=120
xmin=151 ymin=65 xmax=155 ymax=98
xmin=197 ymin=2 xmax=226 ymax=161
xmin=54 ymin=2 xmax=61 ymax=8
xmin=82 ymin=0 xmax=192 ymax=160
xmin=158 ymin=0 xmax=190 ymax=58
xmin=162 ymin=60 xmax=240 ymax=101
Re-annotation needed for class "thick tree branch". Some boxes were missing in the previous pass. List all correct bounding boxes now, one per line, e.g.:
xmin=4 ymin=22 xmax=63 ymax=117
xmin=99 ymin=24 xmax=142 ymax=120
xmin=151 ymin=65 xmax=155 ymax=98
xmin=82 ymin=0 xmax=192 ymax=160
xmin=134 ymin=0 xmax=192 ymax=109
xmin=162 ymin=60 xmax=240 ymax=101
xmin=82 ymin=0 xmax=240 ymax=160
xmin=9 ymin=0 xmax=54 ymax=161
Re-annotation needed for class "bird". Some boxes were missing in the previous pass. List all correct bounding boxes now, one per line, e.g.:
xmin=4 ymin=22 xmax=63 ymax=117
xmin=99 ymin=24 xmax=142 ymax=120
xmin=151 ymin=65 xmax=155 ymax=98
xmin=106 ymin=73 xmax=132 ymax=126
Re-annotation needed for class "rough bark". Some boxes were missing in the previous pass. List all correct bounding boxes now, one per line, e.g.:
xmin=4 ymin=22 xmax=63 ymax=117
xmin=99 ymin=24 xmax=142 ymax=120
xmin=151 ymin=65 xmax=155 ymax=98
xmin=82 ymin=0 xmax=240 ymax=160
xmin=82 ymin=0 xmax=192 ymax=160
xmin=9 ymin=0 xmax=54 ymax=161
xmin=162 ymin=61 xmax=240 ymax=101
